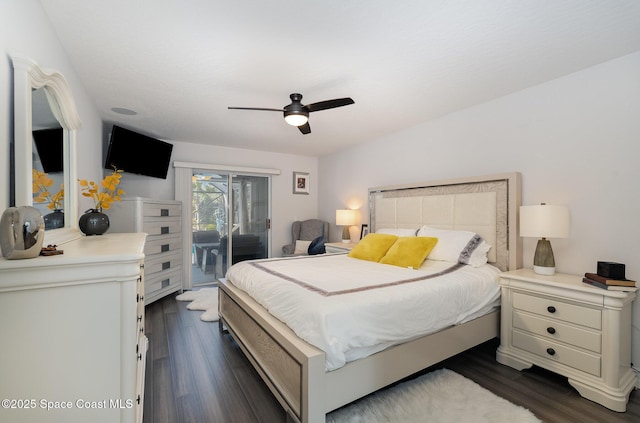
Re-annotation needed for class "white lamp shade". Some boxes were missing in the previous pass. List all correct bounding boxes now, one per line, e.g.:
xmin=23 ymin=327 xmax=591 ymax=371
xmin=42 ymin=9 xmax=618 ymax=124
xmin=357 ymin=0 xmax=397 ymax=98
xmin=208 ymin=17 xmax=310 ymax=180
xmin=336 ymin=209 xmax=356 ymax=226
xmin=520 ymin=204 xmax=570 ymax=238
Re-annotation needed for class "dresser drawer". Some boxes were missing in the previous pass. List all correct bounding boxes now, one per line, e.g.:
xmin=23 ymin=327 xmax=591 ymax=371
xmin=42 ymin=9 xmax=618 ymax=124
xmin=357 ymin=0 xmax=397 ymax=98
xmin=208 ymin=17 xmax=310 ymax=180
xmin=135 ymin=335 xmax=148 ymax=423
xmin=145 ymin=268 xmax=182 ymax=294
xmin=136 ymin=314 xmax=145 ymax=355
xmin=145 ymin=251 xmax=182 ymax=276
xmin=142 ymin=218 xmax=181 ymax=238
xmin=513 ymin=310 xmax=601 ymax=353
xmin=142 ymin=202 xmax=181 ymax=218
xmin=512 ymin=330 xmax=601 ymax=377
xmin=136 ymin=275 xmax=145 ymax=318
xmin=512 ymin=291 xmax=601 ymax=330
xmin=144 ymin=234 xmax=181 ymax=256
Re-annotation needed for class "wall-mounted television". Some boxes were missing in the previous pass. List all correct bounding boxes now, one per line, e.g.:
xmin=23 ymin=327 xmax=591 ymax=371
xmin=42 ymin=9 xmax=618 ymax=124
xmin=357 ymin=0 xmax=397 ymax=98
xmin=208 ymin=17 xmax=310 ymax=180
xmin=33 ymin=127 xmax=64 ymax=173
xmin=104 ymin=125 xmax=173 ymax=179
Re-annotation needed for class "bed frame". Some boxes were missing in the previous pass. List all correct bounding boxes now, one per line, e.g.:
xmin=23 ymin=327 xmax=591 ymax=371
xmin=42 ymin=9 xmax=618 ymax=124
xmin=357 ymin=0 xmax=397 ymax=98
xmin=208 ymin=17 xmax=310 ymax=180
xmin=218 ymin=172 xmax=522 ymax=423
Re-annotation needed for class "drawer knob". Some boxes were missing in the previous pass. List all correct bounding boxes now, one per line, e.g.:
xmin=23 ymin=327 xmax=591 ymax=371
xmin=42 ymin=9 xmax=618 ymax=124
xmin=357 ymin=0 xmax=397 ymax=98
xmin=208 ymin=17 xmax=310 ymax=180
xmin=547 ymin=306 xmax=556 ymax=313
xmin=546 ymin=348 xmax=556 ymax=356
xmin=546 ymin=327 xmax=556 ymax=334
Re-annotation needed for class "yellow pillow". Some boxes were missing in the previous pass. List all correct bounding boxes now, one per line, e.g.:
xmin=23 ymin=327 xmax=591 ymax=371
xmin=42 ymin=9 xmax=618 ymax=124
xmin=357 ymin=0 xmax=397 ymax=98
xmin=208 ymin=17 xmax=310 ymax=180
xmin=348 ymin=233 xmax=398 ymax=262
xmin=379 ymin=236 xmax=438 ymax=269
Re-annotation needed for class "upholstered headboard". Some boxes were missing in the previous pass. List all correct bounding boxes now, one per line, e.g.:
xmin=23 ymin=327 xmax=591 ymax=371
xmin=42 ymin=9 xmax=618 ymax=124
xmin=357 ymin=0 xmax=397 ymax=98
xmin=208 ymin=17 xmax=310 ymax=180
xmin=369 ymin=173 xmax=522 ymax=271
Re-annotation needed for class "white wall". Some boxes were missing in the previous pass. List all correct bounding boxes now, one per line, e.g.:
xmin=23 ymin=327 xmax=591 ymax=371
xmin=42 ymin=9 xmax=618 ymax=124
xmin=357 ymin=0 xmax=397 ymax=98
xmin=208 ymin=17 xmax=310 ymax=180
xmin=318 ymin=52 xmax=640 ymax=370
xmin=1 ymin=0 xmax=104 ymax=215
xmin=114 ymin=140 xmax=318 ymax=258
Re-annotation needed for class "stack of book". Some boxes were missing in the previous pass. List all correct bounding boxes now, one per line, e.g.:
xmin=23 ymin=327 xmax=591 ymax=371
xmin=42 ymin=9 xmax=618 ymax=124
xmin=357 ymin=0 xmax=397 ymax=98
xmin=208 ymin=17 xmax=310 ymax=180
xmin=583 ymin=272 xmax=636 ymax=291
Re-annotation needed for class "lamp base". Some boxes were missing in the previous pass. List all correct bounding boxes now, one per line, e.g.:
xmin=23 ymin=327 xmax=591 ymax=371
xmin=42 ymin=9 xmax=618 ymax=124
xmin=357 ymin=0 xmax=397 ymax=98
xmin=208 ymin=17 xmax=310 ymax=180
xmin=533 ymin=265 xmax=556 ymax=275
xmin=533 ymin=238 xmax=556 ymax=275
xmin=342 ymin=226 xmax=351 ymax=243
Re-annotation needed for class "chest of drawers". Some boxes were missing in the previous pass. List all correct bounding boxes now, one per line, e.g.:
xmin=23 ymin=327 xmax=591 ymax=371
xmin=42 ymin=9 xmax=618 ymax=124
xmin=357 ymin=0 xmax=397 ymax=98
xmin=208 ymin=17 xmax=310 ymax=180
xmin=0 ymin=233 xmax=147 ymax=423
xmin=496 ymin=268 xmax=637 ymax=411
xmin=109 ymin=197 xmax=183 ymax=304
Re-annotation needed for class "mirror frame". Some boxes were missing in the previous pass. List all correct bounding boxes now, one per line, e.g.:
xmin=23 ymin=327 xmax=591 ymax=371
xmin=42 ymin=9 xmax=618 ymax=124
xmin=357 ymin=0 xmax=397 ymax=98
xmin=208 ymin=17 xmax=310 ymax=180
xmin=12 ymin=56 xmax=82 ymax=244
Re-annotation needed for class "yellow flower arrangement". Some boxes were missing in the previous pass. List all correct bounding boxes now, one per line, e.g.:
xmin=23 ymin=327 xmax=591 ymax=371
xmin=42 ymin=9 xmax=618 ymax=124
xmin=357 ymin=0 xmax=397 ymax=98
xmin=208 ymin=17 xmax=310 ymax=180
xmin=32 ymin=169 xmax=64 ymax=210
xmin=79 ymin=167 xmax=125 ymax=211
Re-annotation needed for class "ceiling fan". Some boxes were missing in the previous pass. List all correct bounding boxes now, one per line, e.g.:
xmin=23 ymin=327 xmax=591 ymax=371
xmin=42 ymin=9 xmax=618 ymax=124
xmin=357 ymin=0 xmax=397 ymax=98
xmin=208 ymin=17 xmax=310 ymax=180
xmin=228 ymin=93 xmax=354 ymax=134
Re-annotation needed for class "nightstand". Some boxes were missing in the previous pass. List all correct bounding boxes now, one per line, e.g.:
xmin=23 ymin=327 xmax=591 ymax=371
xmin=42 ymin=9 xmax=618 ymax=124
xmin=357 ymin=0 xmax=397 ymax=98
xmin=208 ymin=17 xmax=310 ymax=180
xmin=325 ymin=241 xmax=358 ymax=253
xmin=496 ymin=268 xmax=637 ymax=411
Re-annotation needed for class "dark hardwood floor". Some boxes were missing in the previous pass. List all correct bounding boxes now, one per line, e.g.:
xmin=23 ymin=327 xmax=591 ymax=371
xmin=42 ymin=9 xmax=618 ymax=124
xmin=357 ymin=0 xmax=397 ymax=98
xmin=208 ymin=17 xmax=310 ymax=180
xmin=143 ymin=293 xmax=639 ymax=423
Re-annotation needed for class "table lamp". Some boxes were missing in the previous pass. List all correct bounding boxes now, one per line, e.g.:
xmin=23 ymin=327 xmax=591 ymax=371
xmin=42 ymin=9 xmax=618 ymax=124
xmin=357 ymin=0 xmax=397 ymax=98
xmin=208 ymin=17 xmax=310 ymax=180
xmin=335 ymin=209 xmax=356 ymax=243
xmin=520 ymin=203 xmax=570 ymax=275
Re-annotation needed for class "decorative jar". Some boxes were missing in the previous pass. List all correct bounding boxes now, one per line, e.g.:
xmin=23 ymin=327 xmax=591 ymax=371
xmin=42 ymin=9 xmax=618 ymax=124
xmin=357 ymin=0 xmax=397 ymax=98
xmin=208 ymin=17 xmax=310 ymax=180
xmin=43 ymin=208 xmax=65 ymax=230
xmin=79 ymin=208 xmax=110 ymax=236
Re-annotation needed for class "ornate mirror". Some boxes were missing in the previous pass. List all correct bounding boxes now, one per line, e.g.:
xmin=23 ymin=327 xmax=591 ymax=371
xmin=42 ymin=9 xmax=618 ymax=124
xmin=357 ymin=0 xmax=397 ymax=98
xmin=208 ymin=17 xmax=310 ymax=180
xmin=12 ymin=57 xmax=81 ymax=245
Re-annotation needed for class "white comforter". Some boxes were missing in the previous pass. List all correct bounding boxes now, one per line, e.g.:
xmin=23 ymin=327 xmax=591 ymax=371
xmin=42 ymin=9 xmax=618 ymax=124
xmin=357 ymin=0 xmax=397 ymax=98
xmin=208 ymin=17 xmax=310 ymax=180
xmin=226 ymin=253 xmax=501 ymax=371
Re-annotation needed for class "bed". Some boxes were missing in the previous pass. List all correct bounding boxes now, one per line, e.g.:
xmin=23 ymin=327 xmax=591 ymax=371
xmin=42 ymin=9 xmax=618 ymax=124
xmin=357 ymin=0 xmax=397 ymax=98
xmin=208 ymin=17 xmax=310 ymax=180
xmin=218 ymin=172 xmax=522 ymax=423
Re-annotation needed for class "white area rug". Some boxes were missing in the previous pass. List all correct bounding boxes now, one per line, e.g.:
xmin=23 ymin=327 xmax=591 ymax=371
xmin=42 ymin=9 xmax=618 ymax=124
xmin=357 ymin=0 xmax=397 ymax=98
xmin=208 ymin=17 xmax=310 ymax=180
xmin=175 ymin=287 xmax=219 ymax=322
xmin=327 ymin=368 xmax=541 ymax=423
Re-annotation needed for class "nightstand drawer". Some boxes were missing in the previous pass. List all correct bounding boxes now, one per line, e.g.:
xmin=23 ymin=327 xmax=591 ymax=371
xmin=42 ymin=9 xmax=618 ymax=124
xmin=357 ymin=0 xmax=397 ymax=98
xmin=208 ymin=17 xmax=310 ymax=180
xmin=512 ymin=291 xmax=601 ymax=330
xmin=513 ymin=310 xmax=601 ymax=353
xmin=512 ymin=330 xmax=601 ymax=377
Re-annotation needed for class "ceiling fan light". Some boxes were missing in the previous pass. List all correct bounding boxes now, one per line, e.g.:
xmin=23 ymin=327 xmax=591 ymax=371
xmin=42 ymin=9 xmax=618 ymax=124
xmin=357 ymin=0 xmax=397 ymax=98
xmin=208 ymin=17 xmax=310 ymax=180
xmin=284 ymin=113 xmax=308 ymax=127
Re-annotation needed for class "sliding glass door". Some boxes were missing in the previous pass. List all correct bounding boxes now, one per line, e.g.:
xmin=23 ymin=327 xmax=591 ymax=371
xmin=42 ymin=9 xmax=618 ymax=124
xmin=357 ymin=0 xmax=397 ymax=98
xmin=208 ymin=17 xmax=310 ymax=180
xmin=191 ymin=171 xmax=270 ymax=285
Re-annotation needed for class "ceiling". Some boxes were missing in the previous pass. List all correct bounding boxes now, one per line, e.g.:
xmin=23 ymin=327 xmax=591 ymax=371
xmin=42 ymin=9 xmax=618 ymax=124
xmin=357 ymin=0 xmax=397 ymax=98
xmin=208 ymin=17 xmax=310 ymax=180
xmin=40 ymin=1 xmax=640 ymax=157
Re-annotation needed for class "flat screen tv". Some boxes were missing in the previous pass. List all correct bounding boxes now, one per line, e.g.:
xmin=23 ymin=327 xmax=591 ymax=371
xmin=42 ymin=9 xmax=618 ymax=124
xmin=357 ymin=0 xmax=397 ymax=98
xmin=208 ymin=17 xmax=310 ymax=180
xmin=33 ymin=127 xmax=64 ymax=173
xmin=104 ymin=125 xmax=173 ymax=179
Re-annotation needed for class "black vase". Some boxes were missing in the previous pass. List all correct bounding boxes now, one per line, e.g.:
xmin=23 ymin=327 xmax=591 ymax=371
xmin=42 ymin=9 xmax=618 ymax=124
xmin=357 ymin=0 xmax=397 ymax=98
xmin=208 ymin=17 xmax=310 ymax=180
xmin=79 ymin=208 xmax=110 ymax=236
xmin=43 ymin=209 xmax=64 ymax=230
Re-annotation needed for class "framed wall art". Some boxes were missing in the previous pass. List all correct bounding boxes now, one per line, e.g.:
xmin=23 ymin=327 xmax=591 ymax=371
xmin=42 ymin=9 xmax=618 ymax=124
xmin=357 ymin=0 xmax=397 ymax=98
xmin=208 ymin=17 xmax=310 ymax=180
xmin=360 ymin=224 xmax=369 ymax=239
xmin=293 ymin=171 xmax=310 ymax=195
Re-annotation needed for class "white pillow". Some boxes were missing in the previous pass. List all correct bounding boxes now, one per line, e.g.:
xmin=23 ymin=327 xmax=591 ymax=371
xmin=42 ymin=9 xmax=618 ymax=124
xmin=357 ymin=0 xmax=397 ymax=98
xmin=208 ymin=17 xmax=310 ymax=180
xmin=376 ymin=228 xmax=418 ymax=237
xmin=416 ymin=225 xmax=491 ymax=267
xmin=294 ymin=240 xmax=312 ymax=255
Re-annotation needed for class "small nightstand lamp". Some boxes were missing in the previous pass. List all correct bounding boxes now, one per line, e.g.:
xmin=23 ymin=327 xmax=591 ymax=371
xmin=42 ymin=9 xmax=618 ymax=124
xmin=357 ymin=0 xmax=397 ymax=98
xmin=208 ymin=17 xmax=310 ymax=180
xmin=336 ymin=209 xmax=356 ymax=243
xmin=520 ymin=203 xmax=570 ymax=275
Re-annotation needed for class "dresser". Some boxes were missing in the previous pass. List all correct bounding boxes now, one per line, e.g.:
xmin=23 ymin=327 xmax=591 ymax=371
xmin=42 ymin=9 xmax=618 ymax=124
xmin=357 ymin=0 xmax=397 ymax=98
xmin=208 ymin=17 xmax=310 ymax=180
xmin=0 ymin=233 xmax=147 ymax=423
xmin=496 ymin=268 xmax=637 ymax=411
xmin=109 ymin=197 xmax=182 ymax=304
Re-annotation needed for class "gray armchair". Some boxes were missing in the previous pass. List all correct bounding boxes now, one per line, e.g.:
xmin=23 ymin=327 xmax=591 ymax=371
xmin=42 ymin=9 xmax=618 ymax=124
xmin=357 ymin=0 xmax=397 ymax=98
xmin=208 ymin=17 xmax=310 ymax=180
xmin=282 ymin=219 xmax=329 ymax=256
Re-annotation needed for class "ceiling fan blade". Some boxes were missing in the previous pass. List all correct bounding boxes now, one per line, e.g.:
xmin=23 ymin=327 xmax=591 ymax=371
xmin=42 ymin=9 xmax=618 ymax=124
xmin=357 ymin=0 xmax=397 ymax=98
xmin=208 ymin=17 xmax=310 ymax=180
xmin=228 ymin=107 xmax=284 ymax=112
xmin=305 ymin=97 xmax=354 ymax=113
xmin=298 ymin=122 xmax=311 ymax=134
